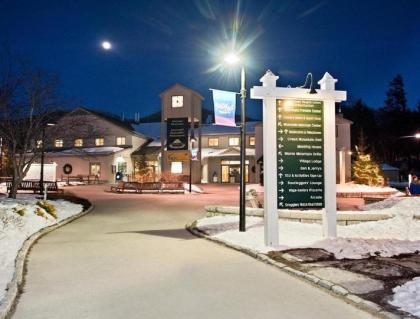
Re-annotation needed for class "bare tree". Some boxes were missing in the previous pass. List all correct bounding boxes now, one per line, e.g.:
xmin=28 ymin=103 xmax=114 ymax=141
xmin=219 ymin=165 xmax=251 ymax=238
xmin=0 ymin=49 xmax=62 ymax=198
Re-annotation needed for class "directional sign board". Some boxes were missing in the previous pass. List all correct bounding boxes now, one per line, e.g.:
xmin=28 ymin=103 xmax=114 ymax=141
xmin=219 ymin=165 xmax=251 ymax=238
xmin=276 ymin=99 xmax=324 ymax=209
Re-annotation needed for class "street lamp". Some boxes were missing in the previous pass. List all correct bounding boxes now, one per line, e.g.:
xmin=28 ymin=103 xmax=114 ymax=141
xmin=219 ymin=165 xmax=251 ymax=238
xmin=39 ymin=122 xmax=55 ymax=195
xmin=189 ymin=129 xmax=197 ymax=193
xmin=415 ymin=133 xmax=420 ymax=139
xmin=224 ymin=52 xmax=247 ymax=232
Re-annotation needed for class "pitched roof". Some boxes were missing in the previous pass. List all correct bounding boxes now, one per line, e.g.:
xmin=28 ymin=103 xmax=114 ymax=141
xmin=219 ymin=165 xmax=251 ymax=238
xmin=200 ymin=122 xmax=257 ymax=135
xmin=159 ymin=83 xmax=204 ymax=100
xmin=67 ymin=107 xmax=147 ymax=139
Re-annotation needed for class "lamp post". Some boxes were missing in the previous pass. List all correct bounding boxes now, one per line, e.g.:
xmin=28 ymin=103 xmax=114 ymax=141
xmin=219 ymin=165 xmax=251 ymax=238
xmin=189 ymin=129 xmax=196 ymax=193
xmin=40 ymin=123 xmax=55 ymax=195
xmin=224 ymin=53 xmax=247 ymax=232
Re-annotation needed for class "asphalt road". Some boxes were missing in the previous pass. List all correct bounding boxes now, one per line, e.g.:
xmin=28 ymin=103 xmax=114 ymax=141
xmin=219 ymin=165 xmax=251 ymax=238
xmin=13 ymin=185 xmax=376 ymax=319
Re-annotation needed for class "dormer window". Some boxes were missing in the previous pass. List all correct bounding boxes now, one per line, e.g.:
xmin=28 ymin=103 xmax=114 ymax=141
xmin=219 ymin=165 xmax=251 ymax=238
xmin=171 ymin=95 xmax=183 ymax=108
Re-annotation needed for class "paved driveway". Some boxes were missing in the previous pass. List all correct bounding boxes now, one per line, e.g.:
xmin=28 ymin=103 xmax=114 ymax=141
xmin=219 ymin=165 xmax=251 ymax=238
xmin=13 ymin=185 xmax=375 ymax=319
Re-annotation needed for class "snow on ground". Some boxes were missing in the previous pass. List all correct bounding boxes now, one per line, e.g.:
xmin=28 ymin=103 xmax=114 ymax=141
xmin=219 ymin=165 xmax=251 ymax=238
xmin=245 ymin=184 xmax=264 ymax=193
xmin=246 ymin=182 xmax=400 ymax=195
xmin=196 ymin=197 xmax=420 ymax=259
xmin=336 ymin=182 xmax=399 ymax=194
xmin=57 ymin=181 xmax=86 ymax=187
xmin=183 ymin=183 xmax=203 ymax=194
xmin=389 ymin=277 xmax=420 ymax=317
xmin=0 ymin=195 xmax=83 ymax=303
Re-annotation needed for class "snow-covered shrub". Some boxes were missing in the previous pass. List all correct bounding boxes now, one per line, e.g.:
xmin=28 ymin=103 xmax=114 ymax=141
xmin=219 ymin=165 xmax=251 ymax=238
xmin=36 ymin=200 xmax=57 ymax=219
xmin=34 ymin=207 xmax=46 ymax=218
xmin=13 ymin=207 xmax=26 ymax=216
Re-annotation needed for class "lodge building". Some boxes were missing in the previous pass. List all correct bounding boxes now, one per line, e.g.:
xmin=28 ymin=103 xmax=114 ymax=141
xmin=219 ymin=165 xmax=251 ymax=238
xmin=43 ymin=83 xmax=352 ymax=184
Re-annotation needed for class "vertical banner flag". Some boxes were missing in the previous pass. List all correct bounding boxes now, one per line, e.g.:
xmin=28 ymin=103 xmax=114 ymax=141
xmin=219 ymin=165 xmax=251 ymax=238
xmin=212 ymin=89 xmax=237 ymax=127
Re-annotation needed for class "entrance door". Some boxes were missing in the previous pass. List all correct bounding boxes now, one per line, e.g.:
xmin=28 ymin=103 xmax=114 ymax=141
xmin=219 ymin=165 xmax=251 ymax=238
xmin=90 ymin=163 xmax=101 ymax=177
xmin=221 ymin=164 xmax=249 ymax=183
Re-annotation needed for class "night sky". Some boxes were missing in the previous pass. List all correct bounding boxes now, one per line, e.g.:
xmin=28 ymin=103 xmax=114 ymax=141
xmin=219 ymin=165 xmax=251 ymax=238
xmin=1 ymin=0 xmax=420 ymax=120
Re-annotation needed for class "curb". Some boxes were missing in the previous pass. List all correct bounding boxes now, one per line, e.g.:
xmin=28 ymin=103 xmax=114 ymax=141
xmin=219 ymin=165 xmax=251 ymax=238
xmin=186 ymin=221 xmax=409 ymax=319
xmin=0 ymin=200 xmax=94 ymax=319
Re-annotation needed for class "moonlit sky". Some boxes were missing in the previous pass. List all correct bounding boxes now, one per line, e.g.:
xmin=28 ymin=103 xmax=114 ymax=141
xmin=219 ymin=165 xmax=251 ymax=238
xmin=1 ymin=0 xmax=420 ymax=120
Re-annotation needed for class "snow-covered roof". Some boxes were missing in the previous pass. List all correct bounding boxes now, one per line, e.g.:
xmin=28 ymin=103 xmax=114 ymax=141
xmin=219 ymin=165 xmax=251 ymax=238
xmin=201 ymin=147 xmax=255 ymax=158
xmin=132 ymin=122 xmax=161 ymax=140
xmin=201 ymin=122 xmax=257 ymax=135
xmin=132 ymin=121 xmax=257 ymax=139
xmin=47 ymin=147 xmax=124 ymax=156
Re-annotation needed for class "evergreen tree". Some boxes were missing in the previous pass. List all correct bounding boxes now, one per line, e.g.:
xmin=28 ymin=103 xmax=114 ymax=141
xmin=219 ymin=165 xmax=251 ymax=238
xmin=352 ymin=130 xmax=384 ymax=186
xmin=384 ymin=74 xmax=407 ymax=112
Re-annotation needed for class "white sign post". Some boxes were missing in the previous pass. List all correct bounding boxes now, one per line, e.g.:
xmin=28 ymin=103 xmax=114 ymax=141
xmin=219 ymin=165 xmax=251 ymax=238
xmin=251 ymin=70 xmax=347 ymax=246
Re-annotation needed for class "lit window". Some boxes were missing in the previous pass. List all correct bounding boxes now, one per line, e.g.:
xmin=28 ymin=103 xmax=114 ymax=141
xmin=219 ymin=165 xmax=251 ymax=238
xmin=74 ymin=138 xmax=83 ymax=147
xmin=55 ymin=139 xmax=63 ymax=148
xmin=116 ymin=137 xmax=126 ymax=145
xmin=171 ymin=95 xmax=183 ymax=108
xmin=229 ymin=137 xmax=240 ymax=146
xmin=208 ymin=138 xmax=219 ymax=147
xmin=95 ymin=137 xmax=104 ymax=146
xmin=36 ymin=140 xmax=43 ymax=148
xmin=171 ymin=162 xmax=183 ymax=174
xmin=249 ymin=136 xmax=255 ymax=146
xmin=90 ymin=163 xmax=101 ymax=176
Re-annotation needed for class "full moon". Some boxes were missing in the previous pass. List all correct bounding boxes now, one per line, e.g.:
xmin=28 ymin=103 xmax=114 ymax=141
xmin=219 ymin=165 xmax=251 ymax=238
xmin=101 ymin=41 xmax=112 ymax=50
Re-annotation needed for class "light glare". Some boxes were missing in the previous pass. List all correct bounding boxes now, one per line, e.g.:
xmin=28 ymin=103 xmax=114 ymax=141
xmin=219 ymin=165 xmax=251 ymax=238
xmin=101 ymin=41 xmax=112 ymax=50
xmin=224 ymin=52 xmax=240 ymax=64
xmin=415 ymin=133 xmax=420 ymax=139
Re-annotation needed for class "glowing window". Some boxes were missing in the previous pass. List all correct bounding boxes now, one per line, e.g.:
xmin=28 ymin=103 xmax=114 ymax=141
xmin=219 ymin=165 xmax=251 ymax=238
xmin=229 ymin=137 xmax=239 ymax=146
xmin=74 ymin=138 xmax=83 ymax=147
xmin=116 ymin=137 xmax=126 ymax=145
xmin=55 ymin=139 xmax=63 ymax=148
xmin=95 ymin=138 xmax=104 ymax=146
xmin=171 ymin=162 xmax=183 ymax=174
xmin=208 ymin=138 xmax=219 ymax=147
xmin=249 ymin=136 xmax=255 ymax=146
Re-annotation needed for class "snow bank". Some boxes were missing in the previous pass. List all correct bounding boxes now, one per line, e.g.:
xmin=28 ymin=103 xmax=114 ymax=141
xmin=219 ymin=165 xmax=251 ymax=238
xmin=196 ymin=197 xmax=420 ymax=259
xmin=0 ymin=196 xmax=83 ymax=302
xmin=389 ymin=277 xmax=420 ymax=317
xmin=246 ymin=182 xmax=400 ymax=195
xmin=337 ymin=182 xmax=399 ymax=194
xmin=183 ymin=183 xmax=203 ymax=194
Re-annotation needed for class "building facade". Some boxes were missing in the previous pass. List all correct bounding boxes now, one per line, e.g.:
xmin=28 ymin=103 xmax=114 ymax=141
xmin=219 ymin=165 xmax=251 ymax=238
xmin=44 ymin=108 xmax=148 ymax=182
xmin=42 ymin=84 xmax=351 ymax=185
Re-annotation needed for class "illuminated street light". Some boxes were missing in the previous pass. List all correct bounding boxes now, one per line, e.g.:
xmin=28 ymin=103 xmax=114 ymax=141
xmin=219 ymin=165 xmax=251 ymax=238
xmin=415 ymin=133 xmax=420 ymax=139
xmin=224 ymin=52 xmax=240 ymax=65
xmin=223 ymin=51 xmax=247 ymax=232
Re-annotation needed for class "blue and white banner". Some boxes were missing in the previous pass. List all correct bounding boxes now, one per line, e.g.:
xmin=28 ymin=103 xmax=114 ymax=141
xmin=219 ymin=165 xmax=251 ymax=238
xmin=212 ymin=89 xmax=237 ymax=127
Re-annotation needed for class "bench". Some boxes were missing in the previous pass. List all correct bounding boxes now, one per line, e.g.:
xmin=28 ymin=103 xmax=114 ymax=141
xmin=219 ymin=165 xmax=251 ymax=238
xmin=61 ymin=174 xmax=100 ymax=184
xmin=6 ymin=180 xmax=63 ymax=194
xmin=161 ymin=182 xmax=184 ymax=193
xmin=110 ymin=181 xmax=184 ymax=194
